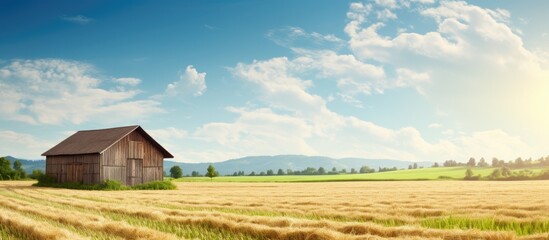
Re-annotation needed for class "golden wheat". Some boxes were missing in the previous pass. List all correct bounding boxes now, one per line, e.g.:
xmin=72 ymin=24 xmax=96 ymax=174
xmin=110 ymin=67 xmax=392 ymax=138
xmin=0 ymin=180 xmax=548 ymax=239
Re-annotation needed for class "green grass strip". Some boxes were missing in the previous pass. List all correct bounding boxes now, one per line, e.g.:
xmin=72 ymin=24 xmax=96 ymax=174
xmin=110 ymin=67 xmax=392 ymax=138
xmin=421 ymin=216 xmax=549 ymax=236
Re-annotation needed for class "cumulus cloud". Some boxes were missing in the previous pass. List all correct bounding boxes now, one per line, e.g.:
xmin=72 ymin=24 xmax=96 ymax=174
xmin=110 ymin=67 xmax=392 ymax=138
xmin=166 ymin=65 xmax=207 ymax=97
xmin=345 ymin=0 xmax=549 ymax=139
xmin=219 ymin=55 xmax=512 ymax=162
xmin=200 ymin=1 xmax=546 ymax=162
xmin=0 ymin=59 xmax=162 ymax=125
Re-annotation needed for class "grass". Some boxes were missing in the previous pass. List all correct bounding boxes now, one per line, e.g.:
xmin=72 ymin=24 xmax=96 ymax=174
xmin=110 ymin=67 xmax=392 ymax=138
xmin=422 ymin=216 xmax=549 ymax=236
xmin=33 ymin=179 xmax=177 ymax=190
xmin=174 ymin=167 xmax=547 ymax=182
xmin=1 ymin=180 xmax=548 ymax=239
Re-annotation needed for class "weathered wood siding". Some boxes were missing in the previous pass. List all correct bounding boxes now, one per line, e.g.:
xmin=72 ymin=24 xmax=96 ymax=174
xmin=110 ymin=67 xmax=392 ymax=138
xmin=45 ymin=154 xmax=100 ymax=184
xmin=100 ymin=131 xmax=164 ymax=185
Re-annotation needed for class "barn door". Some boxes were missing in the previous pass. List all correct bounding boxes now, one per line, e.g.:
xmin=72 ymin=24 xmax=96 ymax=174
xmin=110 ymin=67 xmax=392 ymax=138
xmin=127 ymin=141 xmax=144 ymax=186
xmin=127 ymin=159 xmax=143 ymax=186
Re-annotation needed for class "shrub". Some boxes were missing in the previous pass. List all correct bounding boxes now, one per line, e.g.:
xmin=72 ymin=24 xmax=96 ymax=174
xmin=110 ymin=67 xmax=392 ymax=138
xmin=29 ymin=169 xmax=45 ymax=179
xmin=36 ymin=174 xmax=57 ymax=185
xmin=100 ymin=179 xmax=128 ymax=190
xmin=131 ymin=180 xmax=176 ymax=190
xmin=33 ymin=178 xmax=176 ymax=191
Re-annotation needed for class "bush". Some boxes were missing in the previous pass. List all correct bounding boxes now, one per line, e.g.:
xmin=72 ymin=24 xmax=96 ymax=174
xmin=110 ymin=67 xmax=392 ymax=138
xmin=131 ymin=180 xmax=176 ymax=190
xmin=29 ymin=169 xmax=45 ymax=180
xmin=100 ymin=179 xmax=128 ymax=190
xmin=33 ymin=178 xmax=176 ymax=191
xmin=36 ymin=174 xmax=57 ymax=185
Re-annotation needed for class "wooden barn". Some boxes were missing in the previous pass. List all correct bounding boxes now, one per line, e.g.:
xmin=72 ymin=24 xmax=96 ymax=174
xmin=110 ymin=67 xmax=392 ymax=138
xmin=42 ymin=125 xmax=173 ymax=186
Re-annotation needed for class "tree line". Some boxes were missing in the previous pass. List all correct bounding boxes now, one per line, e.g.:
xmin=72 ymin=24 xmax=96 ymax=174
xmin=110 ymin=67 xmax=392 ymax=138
xmin=170 ymin=165 xmax=398 ymax=178
xmin=438 ymin=156 xmax=549 ymax=169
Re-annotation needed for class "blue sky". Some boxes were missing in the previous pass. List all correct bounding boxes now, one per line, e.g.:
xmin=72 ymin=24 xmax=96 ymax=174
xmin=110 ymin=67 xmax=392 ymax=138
xmin=1 ymin=0 xmax=548 ymax=163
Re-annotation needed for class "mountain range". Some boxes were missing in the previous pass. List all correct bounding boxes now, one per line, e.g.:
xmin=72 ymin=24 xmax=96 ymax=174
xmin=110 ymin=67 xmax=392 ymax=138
xmin=3 ymin=155 xmax=434 ymax=175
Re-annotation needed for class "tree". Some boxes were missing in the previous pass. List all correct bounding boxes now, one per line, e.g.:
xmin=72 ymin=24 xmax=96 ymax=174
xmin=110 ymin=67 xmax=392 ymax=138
xmin=432 ymin=162 xmax=440 ymax=168
xmin=464 ymin=168 xmax=479 ymax=180
xmin=332 ymin=167 xmax=337 ymax=173
xmin=350 ymin=168 xmax=357 ymax=174
xmin=492 ymin=158 xmax=499 ymax=167
xmin=477 ymin=158 xmax=488 ymax=167
xmin=413 ymin=163 xmax=418 ymax=169
xmin=408 ymin=164 xmax=413 ymax=169
xmin=277 ymin=169 xmax=285 ymax=175
xmin=266 ymin=169 xmax=274 ymax=176
xmin=467 ymin=157 xmax=476 ymax=167
xmin=0 ymin=157 xmax=13 ymax=180
xmin=318 ymin=167 xmax=326 ymax=175
xmin=286 ymin=169 xmax=293 ymax=175
xmin=191 ymin=171 xmax=200 ymax=177
xmin=206 ymin=164 xmax=219 ymax=181
xmin=489 ymin=168 xmax=502 ymax=179
xmin=11 ymin=160 xmax=25 ymax=179
xmin=169 ymin=166 xmax=183 ymax=179
xmin=465 ymin=168 xmax=474 ymax=178
xmin=340 ymin=168 xmax=347 ymax=174
xmin=501 ymin=166 xmax=512 ymax=177
xmin=359 ymin=166 xmax=374 ymax=173
xmin=29 ymin=169 xmax=45 ymax=179
xmin=249 ymin=171 xmax=256 ymax=176
xmin=515 ymin=158 xmax=525 ymax=168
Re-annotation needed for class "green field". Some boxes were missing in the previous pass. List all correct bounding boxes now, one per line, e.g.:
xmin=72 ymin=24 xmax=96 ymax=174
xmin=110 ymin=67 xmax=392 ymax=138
xmin=174 ymin=167 xmax=547 ymax=182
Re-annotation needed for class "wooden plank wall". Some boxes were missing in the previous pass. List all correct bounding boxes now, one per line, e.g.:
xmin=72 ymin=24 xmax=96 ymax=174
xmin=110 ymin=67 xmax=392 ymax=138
xmin=45 ymin=154 xmax=100 ymax=184
xmin=100 ymin=130 xmax=164 ymax=185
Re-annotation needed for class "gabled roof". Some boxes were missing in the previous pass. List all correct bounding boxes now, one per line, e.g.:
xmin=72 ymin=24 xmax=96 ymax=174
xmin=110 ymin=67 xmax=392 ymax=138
xmin=42 ymin=125 xmax=174 ymax=158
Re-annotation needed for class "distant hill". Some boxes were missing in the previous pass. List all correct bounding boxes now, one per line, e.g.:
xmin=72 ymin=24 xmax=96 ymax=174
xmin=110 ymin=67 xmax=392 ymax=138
xmin=3 ymin=156 xmax=45 ymax=174
xmin=3 ymin=155 xmax=433 ymax=176
xmin=165 ymin=155 xmax=434 ymax=175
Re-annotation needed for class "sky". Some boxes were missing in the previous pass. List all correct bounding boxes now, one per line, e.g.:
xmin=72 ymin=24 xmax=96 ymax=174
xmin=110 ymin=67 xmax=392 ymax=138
xmin=1 ymin=0 xmax=549 ymax=163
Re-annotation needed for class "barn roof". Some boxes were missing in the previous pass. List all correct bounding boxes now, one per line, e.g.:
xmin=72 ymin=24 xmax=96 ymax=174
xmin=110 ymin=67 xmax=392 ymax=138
xmin=42 ymin=125 xmax=174 ymax=158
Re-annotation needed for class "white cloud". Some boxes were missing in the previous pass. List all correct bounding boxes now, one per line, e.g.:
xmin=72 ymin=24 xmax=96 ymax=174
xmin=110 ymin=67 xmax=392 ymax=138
xmin=375 ymin=0 xmax=398 ymax=9
xmin=114 ymin=77 xmax=141 ymax=86
xmin=376 ymin=9 xmax=397 ymax=20
xmin=0 ymin=59 xmax=162 ymax=125
xmin=266 ymin=27 xmax=344 ymax=49
xmin=60 ymin=15 xmax=93 ymax=24
xmin=410 ymin=0 xmax=435 ymax=4
xmin=0 ymin=130 xmax=54 ymax=159
xmin=345 ymin=0 xmax=549 ymax=139
xmin=166 ymin=65 xmax=207 ymax=97
xmin=153 ymin=1 xmax=549 ymax=163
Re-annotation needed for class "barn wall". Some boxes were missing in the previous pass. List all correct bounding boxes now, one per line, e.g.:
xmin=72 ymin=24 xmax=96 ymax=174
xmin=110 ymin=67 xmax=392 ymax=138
xmin=100 ymin=130 xmax=164 ymax=185
xmin=45 ymin=154 xmax=100 ymax=184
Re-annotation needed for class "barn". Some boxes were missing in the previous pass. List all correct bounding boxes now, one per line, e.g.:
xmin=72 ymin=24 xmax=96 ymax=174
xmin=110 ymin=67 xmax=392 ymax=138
xmin=42 ymin=125 xmax=173 ymax=186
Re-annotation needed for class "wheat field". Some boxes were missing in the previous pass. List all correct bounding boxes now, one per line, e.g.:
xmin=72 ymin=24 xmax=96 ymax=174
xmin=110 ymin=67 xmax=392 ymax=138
xmin=0 ymin=181 xmax=548 ymax=240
